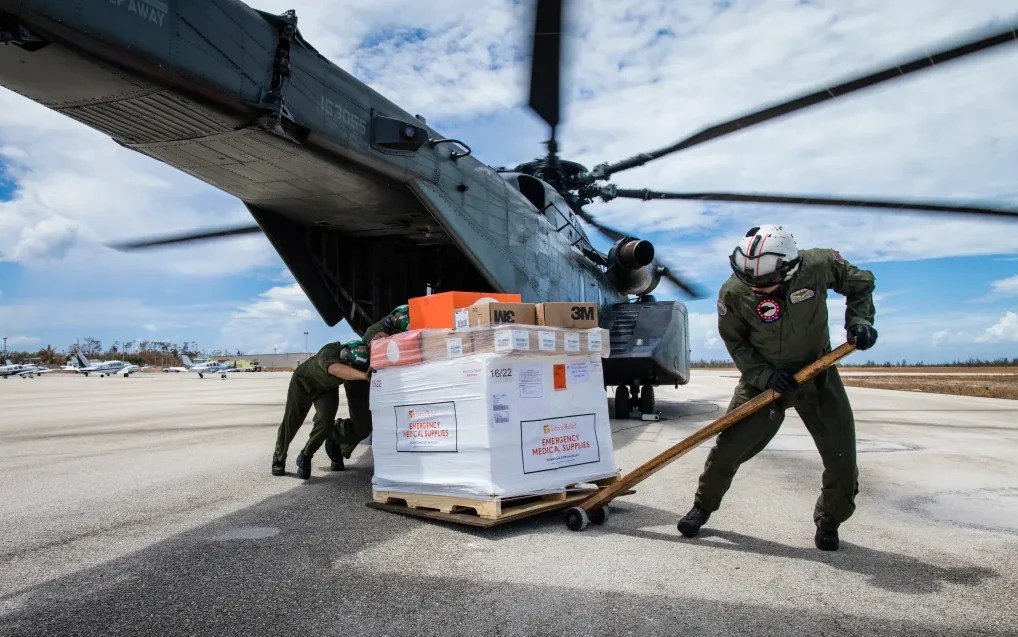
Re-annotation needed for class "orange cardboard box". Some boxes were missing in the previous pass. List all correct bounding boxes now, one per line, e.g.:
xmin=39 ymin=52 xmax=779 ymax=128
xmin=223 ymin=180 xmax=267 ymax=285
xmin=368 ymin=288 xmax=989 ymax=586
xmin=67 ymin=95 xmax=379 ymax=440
xmin=409 ymin=291 xmax=522 ymax=330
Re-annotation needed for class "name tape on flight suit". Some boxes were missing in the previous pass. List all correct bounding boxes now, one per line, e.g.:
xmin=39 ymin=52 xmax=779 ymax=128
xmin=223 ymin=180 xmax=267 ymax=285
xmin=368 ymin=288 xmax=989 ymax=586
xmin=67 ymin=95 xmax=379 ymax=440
xmin=790 ymin=288 xmax=815 ymax=304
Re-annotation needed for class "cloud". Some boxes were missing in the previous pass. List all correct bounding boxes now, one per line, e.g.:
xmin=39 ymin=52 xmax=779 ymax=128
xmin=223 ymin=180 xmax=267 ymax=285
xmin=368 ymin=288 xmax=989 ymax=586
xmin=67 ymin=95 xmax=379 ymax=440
xmin=687 ymin=311 xmax=723 ymax=353
xmin=975 ymin=311 xmax=1018 ymax=343
xmin=989 ymin=275 xmax=1018 ymax=297
xmin=2 ymin=335 xmax=40 ymax=349
xmin=221 ymin=283 xmax=356 ymax=353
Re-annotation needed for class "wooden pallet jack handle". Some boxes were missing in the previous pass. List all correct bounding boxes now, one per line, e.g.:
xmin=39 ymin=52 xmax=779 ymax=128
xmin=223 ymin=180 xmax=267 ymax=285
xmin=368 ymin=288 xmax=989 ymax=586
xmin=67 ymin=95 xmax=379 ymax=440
xmin=576 ymin=341 xmax=858 ymax=514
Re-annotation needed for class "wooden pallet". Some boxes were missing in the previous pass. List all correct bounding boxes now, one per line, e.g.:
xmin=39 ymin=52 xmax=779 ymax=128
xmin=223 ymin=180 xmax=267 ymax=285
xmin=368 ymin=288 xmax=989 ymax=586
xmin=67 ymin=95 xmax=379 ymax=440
xmin=367 ymin=475 xmax=634 ymax=528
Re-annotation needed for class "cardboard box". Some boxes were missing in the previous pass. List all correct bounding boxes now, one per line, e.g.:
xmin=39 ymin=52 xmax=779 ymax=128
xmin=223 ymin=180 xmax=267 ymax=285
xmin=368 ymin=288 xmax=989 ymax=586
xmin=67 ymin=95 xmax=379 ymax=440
xmin=536 ymin=302 xmax=599 ymax=329
xmin=371 ymin=329 xmax=476 ymax=368
xmin=370 ymin=330 xmax=425 ymax=369
xmin=369 ymin=352 xmax=618 ymax=498
xmin=466 ymin=325 xmax=610 ymax=357
xmin=456 ymin=302 xmax=537 ymax=328
xmin=421 ymin=329 xmax=474 ymax=362
xmin=409 ymin=292 xmax=521 ymax=330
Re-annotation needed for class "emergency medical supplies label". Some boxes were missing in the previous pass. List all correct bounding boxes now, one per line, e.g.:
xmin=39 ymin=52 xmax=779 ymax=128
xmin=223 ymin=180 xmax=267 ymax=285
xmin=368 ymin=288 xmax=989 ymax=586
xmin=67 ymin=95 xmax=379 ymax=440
xmin=394 ymin=401 xmax=458 ymax=452
xmin=564 ymin=332 xmax=580 ymax=352
xmin=520 ymin=413 xmax=600 ymax=474
xmin=539 ymin=330 xmax=556 ymax=352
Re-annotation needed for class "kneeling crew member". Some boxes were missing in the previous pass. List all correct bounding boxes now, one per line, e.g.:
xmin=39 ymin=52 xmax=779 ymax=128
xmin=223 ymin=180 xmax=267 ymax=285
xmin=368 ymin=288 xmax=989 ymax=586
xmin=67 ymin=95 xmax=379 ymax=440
xmin=676 ymin=224 xmax=877 ymax=551
xmin=271 ymin=339 xmax=370 ymax=479
xmin=326 ymin=304 xmax=410 ymax=464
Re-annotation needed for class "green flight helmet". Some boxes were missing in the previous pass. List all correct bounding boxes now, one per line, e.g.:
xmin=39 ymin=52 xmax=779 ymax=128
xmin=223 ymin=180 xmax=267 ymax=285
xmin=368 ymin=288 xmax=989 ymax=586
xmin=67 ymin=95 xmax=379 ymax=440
xmin=340 ymin=339 xmax=370 ymax=371
xmin=383 ymin=304 xmax=410 ymax=334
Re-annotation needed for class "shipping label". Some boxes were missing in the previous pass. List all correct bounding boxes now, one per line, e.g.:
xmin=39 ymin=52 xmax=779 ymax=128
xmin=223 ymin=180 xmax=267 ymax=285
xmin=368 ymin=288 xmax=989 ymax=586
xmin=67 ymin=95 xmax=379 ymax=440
xmin=520 ymin=413 xmax=600 ymax=474
xmin=494 ymin=329 xmax=513 ymax=352
xmin=512 ymin=329 xmax=530 ymax=350
xmin=568 ymin=361 xmax=590 ymax=383
xmin=394 ymin=401 xmax=458 ymax=452
xmin=564 ymin=332 xmax=580 ymax=352
xmin=454 ymin=309 xmax=469 ymax=329
xmin=587 ymin=330 xmax=603 ymax=352
xmin=491 ymin=392 xmax=512 ymax=426
xmin=518 ymin=365 xmax=544 ymax=398
xmin=538 ymin=330 xmax=556 ymax=352
xmin=446 ymin=337 xmax=463 ymax=358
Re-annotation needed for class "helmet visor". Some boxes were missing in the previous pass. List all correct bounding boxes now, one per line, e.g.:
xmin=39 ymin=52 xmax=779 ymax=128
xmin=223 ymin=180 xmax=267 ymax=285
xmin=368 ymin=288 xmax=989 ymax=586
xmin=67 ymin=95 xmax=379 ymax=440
xmin=729 ymin=247 xmax=799 ymax=287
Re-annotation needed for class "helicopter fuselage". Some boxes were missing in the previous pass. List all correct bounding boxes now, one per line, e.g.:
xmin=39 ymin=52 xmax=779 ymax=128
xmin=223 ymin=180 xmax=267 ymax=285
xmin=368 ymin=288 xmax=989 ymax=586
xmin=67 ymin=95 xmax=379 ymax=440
xmin=0 ymin=0 xmax=690 ymax=395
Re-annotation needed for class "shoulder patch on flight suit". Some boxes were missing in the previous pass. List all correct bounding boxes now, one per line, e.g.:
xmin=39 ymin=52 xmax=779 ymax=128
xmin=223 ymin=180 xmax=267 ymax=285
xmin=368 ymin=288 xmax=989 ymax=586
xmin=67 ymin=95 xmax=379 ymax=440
xmin=716 ymin=298 xmax=727 ymax=316
xmin=790 ymin=288 xmax=815 ymax=304
xmin=755 ymin=298 xmax=782 ymax=323
xmin=833 ymin=250 xmax=844 ymax=264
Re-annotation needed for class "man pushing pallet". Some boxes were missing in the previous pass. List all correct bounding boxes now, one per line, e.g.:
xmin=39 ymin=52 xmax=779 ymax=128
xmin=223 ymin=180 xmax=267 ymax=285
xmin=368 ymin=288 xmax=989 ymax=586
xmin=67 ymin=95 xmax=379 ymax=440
xmin=567 ymin=225 xmax=878 ymax=552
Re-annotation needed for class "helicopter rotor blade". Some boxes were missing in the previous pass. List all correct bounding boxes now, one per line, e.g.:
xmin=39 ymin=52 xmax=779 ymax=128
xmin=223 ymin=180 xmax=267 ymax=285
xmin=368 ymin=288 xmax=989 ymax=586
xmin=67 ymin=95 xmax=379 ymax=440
xmin=528 ymin=0 xmax=562 ymax=135
xmin=108 ymin=224 xmax=263 ymax=250
xmin=573 ymin=207 xmax=705 ymax=299
xmin=657 ymin=266 xmax=706 ymax=300
xmin=611 ymin=189 xmax=1018 ymax=218
xmin=572 ymin=206 xmax=629 ymax=242
xmin=590 ymin=21 xmax=1018 ymax=180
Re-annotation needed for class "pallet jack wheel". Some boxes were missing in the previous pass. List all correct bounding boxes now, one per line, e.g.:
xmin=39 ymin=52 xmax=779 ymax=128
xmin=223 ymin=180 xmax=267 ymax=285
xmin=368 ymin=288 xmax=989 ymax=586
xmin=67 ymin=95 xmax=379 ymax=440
xmin=589 ymin=505 xmax=610 ymax=525
xmin=565 ymin=507 xmax=589 ymax=531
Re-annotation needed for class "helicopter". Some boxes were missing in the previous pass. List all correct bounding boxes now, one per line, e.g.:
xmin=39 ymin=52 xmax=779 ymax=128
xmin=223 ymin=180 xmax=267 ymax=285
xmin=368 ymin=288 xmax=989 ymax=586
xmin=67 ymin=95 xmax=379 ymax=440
xmin=0 ymin=1 xmax=1015 ymax=417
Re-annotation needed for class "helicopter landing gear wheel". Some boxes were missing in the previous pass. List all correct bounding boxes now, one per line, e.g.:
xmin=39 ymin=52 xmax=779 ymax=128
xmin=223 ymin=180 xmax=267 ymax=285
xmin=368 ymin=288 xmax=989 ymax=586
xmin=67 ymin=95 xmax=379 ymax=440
xmin=565 ymin=507 xmax=589 ymax=531
xmin=639 ymin=384 xmax=655 ymax=415
xmin=589 ymin=505 xmax=610 ymax=525
xmin=613 ymin=386 xmax=631 ymax=420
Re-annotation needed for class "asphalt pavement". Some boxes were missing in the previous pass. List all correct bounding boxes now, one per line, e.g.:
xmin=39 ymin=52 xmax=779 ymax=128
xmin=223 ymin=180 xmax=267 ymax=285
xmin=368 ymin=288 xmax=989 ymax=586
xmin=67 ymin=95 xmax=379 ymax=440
xmin=1 ymin=370 xmax=1016 ymax=636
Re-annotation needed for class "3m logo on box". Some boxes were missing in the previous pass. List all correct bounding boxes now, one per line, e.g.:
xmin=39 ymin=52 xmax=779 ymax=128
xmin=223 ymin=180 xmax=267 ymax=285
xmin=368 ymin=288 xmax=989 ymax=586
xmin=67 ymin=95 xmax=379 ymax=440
xmin=571 ymin=306 xmax=595 ymax=321
xmin=493 ymin=309 xmax=516 ymax=323
xmin=536 ymin=302 xmax=598 ymax=328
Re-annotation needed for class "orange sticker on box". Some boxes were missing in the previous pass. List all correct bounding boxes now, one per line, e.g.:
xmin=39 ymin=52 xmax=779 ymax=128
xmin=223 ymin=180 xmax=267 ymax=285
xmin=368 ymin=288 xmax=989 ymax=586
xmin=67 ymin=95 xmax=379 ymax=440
xmin=553 ymin=363 xmax=567 ymax=391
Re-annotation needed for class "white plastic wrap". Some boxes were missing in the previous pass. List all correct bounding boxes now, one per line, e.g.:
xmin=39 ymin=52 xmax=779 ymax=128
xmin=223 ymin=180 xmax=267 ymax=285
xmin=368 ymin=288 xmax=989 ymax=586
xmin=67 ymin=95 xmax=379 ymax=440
xmin=369 ymin=352 xmax=617 ymax=498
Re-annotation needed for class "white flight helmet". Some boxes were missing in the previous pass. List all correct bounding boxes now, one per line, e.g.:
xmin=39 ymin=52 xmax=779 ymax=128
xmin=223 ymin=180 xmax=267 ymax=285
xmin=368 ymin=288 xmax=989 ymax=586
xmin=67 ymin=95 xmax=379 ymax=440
xmin=729 ymin=225 xmax=801 ymax=288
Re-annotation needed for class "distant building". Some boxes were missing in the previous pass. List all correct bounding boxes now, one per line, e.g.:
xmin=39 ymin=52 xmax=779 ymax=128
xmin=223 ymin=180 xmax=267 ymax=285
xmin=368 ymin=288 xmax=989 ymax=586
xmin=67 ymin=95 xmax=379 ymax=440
xmin=229 ymin=353 xmax=306 ymax=370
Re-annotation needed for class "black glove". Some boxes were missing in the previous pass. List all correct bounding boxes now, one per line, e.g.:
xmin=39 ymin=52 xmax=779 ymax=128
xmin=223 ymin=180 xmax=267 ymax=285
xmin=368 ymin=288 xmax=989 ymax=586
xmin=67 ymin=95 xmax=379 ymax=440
xmin=767 ymin=369 xmax=799 ymax=394
xmin=847 ymin=324 xmax=878 ymax=351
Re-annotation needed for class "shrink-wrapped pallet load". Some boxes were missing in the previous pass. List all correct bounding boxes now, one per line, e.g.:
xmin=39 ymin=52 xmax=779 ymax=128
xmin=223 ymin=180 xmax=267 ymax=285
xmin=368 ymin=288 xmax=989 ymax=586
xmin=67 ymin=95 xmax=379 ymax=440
xmin=368 ymin=325 xmax=617 ymax=499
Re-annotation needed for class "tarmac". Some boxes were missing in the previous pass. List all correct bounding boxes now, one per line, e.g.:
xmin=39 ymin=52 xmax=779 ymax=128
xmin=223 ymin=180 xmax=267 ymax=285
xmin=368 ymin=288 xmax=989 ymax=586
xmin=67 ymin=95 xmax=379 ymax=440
xmin=1 ymin=370 xmax=1016 ymax=636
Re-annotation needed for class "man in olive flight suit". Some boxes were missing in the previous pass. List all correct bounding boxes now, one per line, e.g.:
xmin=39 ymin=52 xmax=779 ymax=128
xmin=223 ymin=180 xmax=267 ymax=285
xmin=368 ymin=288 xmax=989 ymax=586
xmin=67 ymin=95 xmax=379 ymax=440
xmin=271 ymin=338 xmax=371 ymax=479
xmin=325 ymin=304 xmax=411 ymax=465
xmin=271 ymin=304 xmax=410 ymax=479
xmin=676 ymin=224 xmax=878 ymax=551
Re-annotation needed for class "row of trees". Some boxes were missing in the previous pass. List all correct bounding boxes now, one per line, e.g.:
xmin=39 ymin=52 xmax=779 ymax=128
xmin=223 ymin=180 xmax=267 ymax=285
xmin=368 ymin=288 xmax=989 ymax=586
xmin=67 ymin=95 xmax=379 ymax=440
xmin=4 ymin=337 xmax=247 ymax=367
xmin=691 ymin=357 xmax=1018 ymax=368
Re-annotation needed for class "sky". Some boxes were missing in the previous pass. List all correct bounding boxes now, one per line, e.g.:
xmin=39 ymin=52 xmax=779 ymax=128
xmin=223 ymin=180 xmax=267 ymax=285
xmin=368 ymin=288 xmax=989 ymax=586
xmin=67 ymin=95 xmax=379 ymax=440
xmin=1 ymin=0 xmax=1017 ymax=364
